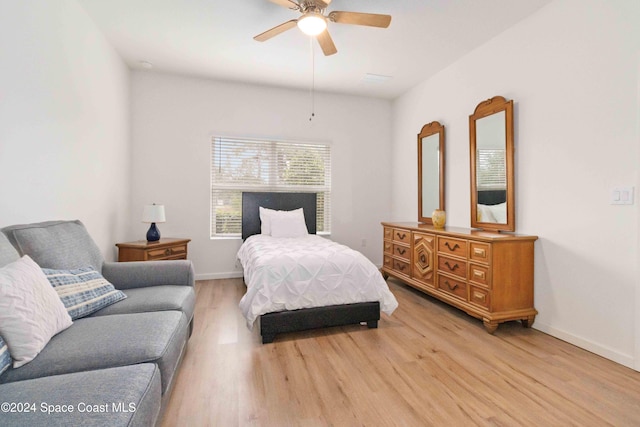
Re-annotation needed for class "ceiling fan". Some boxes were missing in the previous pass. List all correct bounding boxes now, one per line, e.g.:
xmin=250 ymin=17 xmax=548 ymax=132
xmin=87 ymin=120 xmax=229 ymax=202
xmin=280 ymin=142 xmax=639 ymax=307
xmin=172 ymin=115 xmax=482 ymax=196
xmin=254 ymin=0 xmax=392 ymax=56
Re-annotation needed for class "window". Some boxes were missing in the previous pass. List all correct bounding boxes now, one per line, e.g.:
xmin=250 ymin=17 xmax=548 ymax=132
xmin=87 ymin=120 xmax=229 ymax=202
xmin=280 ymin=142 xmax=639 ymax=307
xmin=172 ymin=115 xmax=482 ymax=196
xmin=476 ymin=149 xmax=506 ymax=190
xmin=210 ymin=136 xmax=331 ymax=238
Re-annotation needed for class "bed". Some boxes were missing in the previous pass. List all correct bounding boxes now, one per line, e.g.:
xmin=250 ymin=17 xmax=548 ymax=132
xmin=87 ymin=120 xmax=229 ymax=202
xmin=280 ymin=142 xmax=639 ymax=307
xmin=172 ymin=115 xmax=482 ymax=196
xmin=237 ymin=192 xmax=398 ymax=343
xmin=477 ymin=189 xmax=507 ymax=223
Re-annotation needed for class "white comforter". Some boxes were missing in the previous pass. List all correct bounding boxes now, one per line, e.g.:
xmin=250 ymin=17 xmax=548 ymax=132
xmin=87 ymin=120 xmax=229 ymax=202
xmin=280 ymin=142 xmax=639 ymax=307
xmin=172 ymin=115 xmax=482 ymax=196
xmin=237 ymin=235 xmax=398 ymax=329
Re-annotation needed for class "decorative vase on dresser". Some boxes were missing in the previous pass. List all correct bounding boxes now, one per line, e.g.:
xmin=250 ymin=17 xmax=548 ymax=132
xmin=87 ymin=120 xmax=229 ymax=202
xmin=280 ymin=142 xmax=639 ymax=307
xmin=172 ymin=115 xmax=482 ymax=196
xmin=381 ymin=222 xmax=537 ymax=333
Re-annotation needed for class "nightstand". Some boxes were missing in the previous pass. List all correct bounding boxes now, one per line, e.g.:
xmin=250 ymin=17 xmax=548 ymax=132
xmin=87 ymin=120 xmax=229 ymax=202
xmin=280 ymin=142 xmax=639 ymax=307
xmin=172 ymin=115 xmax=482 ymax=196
xmin=116 ymin=238 xmax=191 ymax=262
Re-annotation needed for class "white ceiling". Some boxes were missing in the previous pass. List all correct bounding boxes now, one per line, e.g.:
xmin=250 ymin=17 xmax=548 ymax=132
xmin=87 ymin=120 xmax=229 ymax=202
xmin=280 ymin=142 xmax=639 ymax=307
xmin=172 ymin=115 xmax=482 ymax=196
xmin=78 ymin=0 xmax=552 ymax=100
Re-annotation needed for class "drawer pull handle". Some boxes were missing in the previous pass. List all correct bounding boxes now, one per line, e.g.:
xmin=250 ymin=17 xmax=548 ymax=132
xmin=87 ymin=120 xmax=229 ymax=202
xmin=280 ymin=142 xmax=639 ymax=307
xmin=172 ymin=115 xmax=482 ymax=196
xmin=419 ymin=254 xmax=426 ymax=264
xmin=396 ymin=263 xmax=407 ymax=271
xmin=444 ymin=261 xmax=459 ymax=271
xmin=474 ymin=270 xmax=485 ymax=279
xmin=444 ymin=242 xmax=460 ymax=251
xmin=396 ymin=232 xmax=407 ymax=240
xmin=165 ymin=249 xmax=171 ymax=256
xmin=444 ymin=281 xmax=458 ymax=291
xmin=474 ymin=248 xmax=486 ymax=257
xmin=396 ymin=248 xmax=406 ymax=255
xmin=473 ymin=292 xmax=486 ymax=302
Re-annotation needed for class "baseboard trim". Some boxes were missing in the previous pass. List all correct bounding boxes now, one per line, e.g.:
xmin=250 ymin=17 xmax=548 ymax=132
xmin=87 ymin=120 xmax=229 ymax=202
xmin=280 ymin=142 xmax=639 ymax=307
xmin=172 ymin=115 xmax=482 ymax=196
xmin=196 ymin=272 xmax=244 ymax=281
xmin=534 ymin=321 xmax=635 ymax=369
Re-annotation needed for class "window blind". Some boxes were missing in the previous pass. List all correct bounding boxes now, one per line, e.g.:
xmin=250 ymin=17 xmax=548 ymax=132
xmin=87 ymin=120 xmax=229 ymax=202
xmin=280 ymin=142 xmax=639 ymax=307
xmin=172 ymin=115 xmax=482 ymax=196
xmin=476 ymin=149 xmax=506 ymax=190
xmin=211 ymin=137 xmax=331 ymax=237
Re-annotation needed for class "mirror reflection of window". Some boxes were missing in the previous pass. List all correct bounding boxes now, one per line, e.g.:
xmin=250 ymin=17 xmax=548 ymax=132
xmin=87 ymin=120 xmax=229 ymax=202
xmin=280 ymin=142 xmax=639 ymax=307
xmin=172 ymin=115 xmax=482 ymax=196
xmin=475 ymin=110 xmax=507 ymax=224
xmin=476 ymin=149 xmax=506 ymax=190
xmin=422 ymin=134 xmax=440 ymax=215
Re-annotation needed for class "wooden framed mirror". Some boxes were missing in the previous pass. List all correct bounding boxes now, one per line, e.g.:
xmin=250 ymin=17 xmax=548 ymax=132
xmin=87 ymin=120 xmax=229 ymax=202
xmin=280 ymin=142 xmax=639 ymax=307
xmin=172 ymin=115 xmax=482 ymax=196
xmin=469 ymin=96 xmax=514 ymax=232
xmin=418 ymin=121 xmax=445 ymax=224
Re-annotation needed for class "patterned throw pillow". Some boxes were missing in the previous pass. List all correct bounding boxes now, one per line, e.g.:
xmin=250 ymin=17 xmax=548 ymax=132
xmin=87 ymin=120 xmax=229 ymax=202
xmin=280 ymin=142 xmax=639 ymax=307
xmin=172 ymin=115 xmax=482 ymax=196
xmin=0 ymin=336 xmax=10 ymax=375
xmin=42 ymin=267 xmax=127 ymax=320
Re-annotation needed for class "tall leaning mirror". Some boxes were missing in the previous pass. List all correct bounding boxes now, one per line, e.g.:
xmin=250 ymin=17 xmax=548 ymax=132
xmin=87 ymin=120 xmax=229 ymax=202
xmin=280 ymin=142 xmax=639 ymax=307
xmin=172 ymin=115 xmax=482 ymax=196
xmin=469 ymin=96 xmax=515 ymax=232
xmin=418 ymin=121 xmax=445 ymax=224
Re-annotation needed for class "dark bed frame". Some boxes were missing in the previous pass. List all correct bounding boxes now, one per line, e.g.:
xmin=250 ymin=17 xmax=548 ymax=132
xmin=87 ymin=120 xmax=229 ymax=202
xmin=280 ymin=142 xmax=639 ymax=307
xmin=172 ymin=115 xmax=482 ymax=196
xmin=241 ymin=192 xmax=380 ymax=343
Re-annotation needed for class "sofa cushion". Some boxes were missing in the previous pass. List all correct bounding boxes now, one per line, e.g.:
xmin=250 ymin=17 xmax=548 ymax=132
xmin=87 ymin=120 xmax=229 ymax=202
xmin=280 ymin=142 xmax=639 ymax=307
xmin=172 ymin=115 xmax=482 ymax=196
xmin=0 ymin=364 xmax=161 ymax=427
xmin=0 ymin=311 xmax=187 ymax=395
xmin=0 ymin=256 xmax=73 ymax=368
xmin=0 ymin=337 xmax=10 ymax=376
xmin=2 ymin=220 xmax=104 ymax=271
xmin=0 ymin=234 xmax=20 ymax=268
xmin=42 ymin=266 xmax=127 ymax=320
xmin=90 ymin=285 xmax=195 ymax=321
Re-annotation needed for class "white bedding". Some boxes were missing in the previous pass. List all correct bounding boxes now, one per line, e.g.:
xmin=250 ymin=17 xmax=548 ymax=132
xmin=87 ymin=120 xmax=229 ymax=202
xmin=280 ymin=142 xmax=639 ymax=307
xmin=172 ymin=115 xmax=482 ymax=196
xmin=237 ymin=234 xmax=398 ymax=329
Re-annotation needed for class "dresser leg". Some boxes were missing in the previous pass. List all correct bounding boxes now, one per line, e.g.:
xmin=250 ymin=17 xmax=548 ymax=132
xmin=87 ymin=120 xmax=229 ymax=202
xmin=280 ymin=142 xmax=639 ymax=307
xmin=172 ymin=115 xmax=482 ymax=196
xmin=483 ymin=320 xmax=499 ymax=334
xmin=522 ymin=315 xmax=536 ymax=328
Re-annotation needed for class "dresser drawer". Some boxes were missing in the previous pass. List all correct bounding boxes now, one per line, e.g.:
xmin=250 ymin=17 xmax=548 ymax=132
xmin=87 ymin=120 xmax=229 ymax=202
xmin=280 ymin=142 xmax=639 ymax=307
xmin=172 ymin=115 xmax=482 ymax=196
xmin=383 ymin=241 xmax=392 ymax=254
xmin=392 ymin=259 xmax=411 ymax=276
xmin=147 ymin=244 xmax=187 ymax=260
xmin=392 ymin=229 xmax=411 ymax=244
xmin=437 ymin=255 xmax=467 ymax=279
xmin=393 ymin=244 xmax=410 ymax=260
xmin=469 ymin=285 xmax=490 ymax=309
xmin=469 ymin=264 xmax=490 ymax=287
xmin=437 ymin=274 xmax=467 ymax=300
xmin=470 ymin=242 xmax=491 ymax=264
xmin=438 ymin=237 xmax=467 ymax=258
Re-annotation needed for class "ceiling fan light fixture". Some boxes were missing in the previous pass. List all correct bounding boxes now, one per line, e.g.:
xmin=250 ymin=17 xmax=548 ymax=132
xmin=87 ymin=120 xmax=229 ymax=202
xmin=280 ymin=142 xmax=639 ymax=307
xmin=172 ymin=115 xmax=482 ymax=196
xmin=297 ymin=12 xmax=327 ymax=36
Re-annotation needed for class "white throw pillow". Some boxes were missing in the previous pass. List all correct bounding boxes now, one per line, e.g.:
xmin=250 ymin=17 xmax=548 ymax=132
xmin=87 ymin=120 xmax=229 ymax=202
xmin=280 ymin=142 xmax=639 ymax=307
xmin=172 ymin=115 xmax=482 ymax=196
xmin=0 ymin=255 xmax=73 ymax=368
xmin=270 ymin=209 xmax=309 ymax=238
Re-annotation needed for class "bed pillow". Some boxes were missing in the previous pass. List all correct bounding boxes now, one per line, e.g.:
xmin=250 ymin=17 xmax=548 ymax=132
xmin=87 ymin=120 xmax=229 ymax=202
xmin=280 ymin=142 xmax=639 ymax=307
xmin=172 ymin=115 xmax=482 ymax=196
xmin=0 ymin=336 xmax=11 ymax=375
xmin=260 ymin=207 xmax=307 ymax=236
xmin=477 ymin=204 xmax=497 ymax=223
xmin=489 ymin=202 xmax=507 ymax=223
xmin=41 ymin=266 xmax=127 ymax=320
xmin=270 ymin=209 xmax=309 ymax=238
xmin=0 ymin=255 xmax=73 ymax=368
xmin=259 ymin=206 xmax=277 ymax=235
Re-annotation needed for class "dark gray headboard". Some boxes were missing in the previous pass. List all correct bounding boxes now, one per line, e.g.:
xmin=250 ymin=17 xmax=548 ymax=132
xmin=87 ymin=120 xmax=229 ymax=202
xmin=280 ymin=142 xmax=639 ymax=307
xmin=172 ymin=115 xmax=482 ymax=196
xmin=478 ymin=190 xmax=507 ymax=206
xmin=241 ymin=192 xmax=317 ymax=240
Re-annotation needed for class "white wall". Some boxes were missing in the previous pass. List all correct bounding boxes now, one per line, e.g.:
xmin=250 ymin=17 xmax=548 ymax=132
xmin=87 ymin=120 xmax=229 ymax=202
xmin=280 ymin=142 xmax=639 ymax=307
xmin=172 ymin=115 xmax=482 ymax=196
xmin=0 ymin=0 xmax=131 ymax=260
xmin=130 ymin=72 xmax=391 ymax=279
xmin=391 ymin=0 xmax=640 ymax=367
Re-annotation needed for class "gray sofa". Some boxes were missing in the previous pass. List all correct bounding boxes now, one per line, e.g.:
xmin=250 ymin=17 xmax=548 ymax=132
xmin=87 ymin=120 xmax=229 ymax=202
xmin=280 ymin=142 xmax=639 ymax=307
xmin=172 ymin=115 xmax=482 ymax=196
xmin=0 ymin=220 xmax=195 ymax=426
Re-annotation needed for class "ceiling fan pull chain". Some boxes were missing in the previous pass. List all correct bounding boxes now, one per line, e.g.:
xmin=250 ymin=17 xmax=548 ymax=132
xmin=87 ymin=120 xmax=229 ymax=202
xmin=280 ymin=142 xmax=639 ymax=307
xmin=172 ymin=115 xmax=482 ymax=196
xmin=309 ymin=37 xmax=315 ymax=121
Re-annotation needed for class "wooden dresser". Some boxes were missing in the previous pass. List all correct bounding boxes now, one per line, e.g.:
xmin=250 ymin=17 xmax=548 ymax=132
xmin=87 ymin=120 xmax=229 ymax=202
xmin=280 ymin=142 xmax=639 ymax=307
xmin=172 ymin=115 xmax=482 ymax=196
xmin=116 ymin=238 xmax=190 ymax=262
xmin=382 ymin=222 xmax=537 ymax=333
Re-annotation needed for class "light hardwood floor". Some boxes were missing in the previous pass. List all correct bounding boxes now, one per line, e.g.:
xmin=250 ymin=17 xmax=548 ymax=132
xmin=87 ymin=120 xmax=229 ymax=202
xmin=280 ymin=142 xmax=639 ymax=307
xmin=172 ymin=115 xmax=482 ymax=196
xmin=162 ymin=278 xmax=640 ymax=426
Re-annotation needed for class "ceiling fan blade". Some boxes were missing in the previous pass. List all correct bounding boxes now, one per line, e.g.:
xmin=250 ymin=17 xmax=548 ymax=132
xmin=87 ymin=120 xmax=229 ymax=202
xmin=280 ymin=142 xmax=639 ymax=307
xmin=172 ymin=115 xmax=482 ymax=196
xmin=315 ymin=0 xmax=332 ymax=7
xmin=317 ymin=30 xmax=337 ymax=56
xmin=268 ymin=0 xmax=300 ymax=10
xmin=328 ymin=11 xmax=392 ymax=28
xmin=254 ymin=20 xmax=298 ymax=42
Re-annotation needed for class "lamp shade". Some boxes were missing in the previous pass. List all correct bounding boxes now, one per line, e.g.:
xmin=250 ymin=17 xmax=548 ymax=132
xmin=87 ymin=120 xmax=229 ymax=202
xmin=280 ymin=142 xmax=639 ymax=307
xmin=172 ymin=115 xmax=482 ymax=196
xmin=142 ymin=204 xmax=166 ymax=223
xmin=297 ymin=12 xmax=327 ymax=36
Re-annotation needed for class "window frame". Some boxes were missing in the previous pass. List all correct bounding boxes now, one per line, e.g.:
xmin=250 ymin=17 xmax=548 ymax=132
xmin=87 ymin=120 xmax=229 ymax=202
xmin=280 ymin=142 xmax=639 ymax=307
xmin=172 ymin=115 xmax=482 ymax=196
xmin=210 ymin=136 xmax=331 ymax=239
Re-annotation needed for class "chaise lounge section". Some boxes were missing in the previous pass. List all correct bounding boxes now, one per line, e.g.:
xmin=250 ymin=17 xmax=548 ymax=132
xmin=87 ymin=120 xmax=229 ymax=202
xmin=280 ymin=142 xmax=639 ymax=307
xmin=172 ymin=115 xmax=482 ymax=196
xmin=0 ymin=220 xmax=195 ymax=426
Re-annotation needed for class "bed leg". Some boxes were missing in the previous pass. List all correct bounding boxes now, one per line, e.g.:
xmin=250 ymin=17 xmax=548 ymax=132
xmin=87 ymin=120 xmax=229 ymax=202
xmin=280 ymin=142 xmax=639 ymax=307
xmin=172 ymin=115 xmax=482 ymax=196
xmin=262 ymin=333 xmax=276 ymax=344
xmin=366 ymin=320 xmax=378 ymax=329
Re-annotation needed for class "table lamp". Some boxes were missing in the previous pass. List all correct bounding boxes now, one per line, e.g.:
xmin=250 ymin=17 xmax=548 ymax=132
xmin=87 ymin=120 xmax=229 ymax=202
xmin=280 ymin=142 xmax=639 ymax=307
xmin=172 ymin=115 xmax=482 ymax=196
xmin=142 ymin=204 xmax=166 ymax=242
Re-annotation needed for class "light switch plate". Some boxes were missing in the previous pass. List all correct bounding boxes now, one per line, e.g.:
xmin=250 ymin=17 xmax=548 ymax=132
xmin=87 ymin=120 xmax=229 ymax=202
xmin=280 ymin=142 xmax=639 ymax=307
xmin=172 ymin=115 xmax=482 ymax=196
xmin=611 ymin=186 xmax=634 ymax=205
